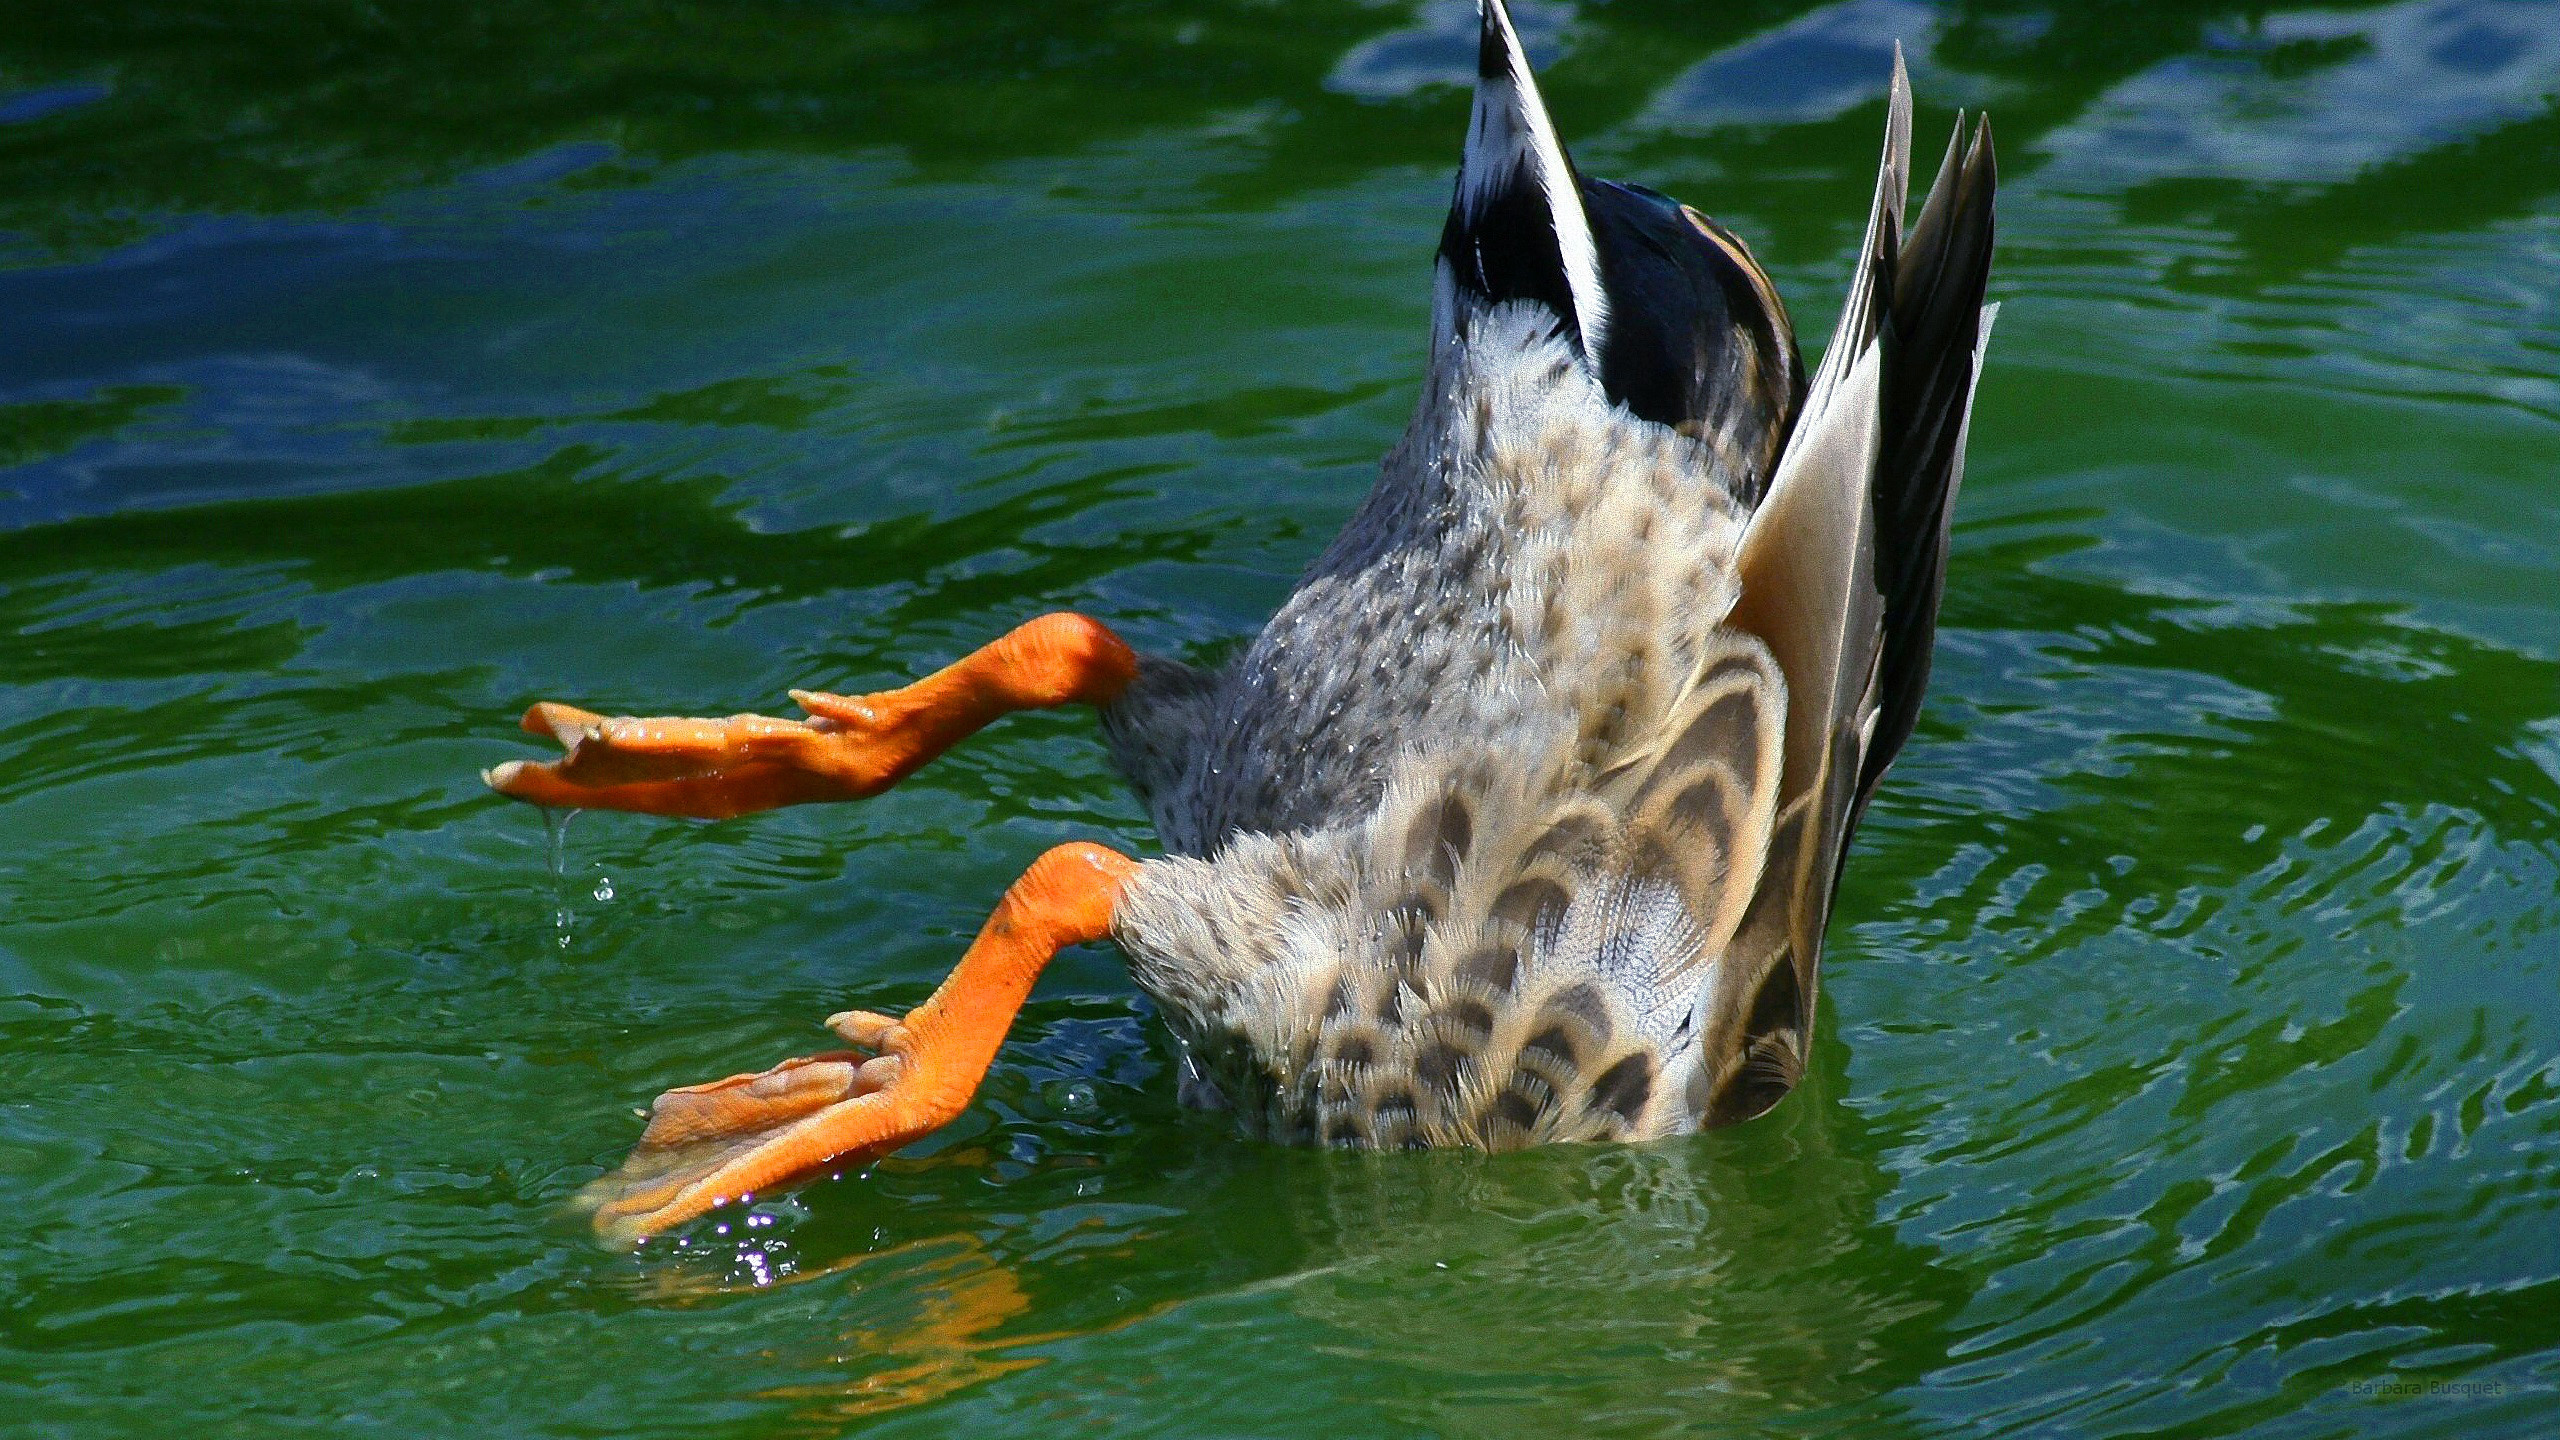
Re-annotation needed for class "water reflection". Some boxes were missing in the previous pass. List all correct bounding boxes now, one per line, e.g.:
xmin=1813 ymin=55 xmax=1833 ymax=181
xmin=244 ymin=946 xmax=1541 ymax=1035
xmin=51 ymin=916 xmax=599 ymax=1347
xmin=616 ymin=1049 xmax=1971 ymax=1436
xmin=2034 ymin=0 xmax=2560 ymax=194
xmin=629 ymin=1232 xmax=1060 ymax=1424
xmin=0 ymin=0 xmax=1435 ymax=253
xmin=1264 ymin=1083 xmax=1969 ymax=1434
xmin=1638 ymin=0 xmax=1967 ymax=132
xmin=5 ymin=0 xmax=2549 ymax=262
xmin=1328 ymin=0 xmax=1575 ymax=100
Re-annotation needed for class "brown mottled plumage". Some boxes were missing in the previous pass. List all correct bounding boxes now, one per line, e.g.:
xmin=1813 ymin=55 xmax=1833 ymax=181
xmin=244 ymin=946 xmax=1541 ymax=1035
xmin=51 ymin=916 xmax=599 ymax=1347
xmin=1101 ymin=18 xmax=1996 ymax=1149
xmin=490 ymin=0 xmax=1997 ymax=1240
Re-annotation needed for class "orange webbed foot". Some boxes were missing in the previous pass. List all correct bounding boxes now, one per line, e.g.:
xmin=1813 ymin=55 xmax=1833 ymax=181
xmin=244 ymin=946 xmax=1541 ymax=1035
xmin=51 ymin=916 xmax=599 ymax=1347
xmin=574 ymin=842 xmax=1139 ymax=1247
xmin=575 ymin=1016 xmax=942 ymax=1248
xmin=482 ymin=693 xmax=912 ymax=819
xmin=483 ymin=614 xmax=1138 ymax=821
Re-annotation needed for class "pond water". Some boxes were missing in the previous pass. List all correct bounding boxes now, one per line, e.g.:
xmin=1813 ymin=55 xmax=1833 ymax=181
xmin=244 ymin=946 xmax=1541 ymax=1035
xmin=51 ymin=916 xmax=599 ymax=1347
xmin=3 ymin=1 xmax=2556 ymax=1435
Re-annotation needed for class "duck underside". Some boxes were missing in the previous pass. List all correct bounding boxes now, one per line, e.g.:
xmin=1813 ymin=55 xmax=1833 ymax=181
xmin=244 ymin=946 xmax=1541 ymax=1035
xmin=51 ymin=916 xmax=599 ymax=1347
xmin=1106 ymin=308 xmax=1814 ymax=1146
xmin=1100 ymin=1 xmax=1996 ymax=1150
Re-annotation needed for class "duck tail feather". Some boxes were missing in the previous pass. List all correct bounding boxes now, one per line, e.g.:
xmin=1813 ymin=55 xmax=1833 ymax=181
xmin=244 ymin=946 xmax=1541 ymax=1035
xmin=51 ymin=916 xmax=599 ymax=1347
xmin=1805 ymin=43 xmax=1911 ymax=402
xmin=1858 ymin=112 xmax=1997 ymax=813
xmin=1440 ymin=0 xmax=1608 ymax=357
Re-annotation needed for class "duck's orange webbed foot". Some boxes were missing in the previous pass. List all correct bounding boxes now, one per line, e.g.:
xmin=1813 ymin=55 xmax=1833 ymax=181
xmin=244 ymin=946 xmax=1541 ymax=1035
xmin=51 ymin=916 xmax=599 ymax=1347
xmin=483 ymin=612 xmax=1137 ymax=820
xmin=576 ymin=842 xmax=1140 ymax=1246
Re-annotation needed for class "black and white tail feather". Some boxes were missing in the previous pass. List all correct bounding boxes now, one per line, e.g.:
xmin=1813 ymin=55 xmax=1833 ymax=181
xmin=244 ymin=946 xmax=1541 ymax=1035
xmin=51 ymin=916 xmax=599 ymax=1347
xmin=1441 ymin=0 xmax=1609 ymax=358
xmin=1440 ymin=0 xmax=1811 ymax=484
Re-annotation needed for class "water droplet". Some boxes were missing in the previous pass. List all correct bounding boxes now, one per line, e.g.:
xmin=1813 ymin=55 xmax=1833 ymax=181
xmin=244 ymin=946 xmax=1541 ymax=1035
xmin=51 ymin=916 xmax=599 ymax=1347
xmin=540 ymin=805 xmax=581 ymax=882
xmin=1060 ymin=1080 xmax=1099 ymax=1116
xmin=541 ymin=806 xmax=584 ymax=948
xmin=593 ymin=877 xmax=615 ymax=902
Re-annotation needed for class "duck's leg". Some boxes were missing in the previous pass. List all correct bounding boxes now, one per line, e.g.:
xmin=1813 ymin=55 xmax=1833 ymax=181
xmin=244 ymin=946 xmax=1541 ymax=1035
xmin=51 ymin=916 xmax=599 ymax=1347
xmin=579 ymin=841 xmax=1139 ymax=1245
xmin=484 ymin=612 xmax=1137 ymax=819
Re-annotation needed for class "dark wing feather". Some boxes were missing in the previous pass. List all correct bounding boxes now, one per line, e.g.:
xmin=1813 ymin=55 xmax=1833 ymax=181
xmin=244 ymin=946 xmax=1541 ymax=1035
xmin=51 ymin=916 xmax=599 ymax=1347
xmin=1860 ymin=113 xmax=1998 ymax=814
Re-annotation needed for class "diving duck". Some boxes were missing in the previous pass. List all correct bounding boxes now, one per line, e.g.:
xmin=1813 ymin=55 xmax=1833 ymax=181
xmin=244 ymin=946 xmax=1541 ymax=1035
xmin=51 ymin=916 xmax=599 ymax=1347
xmin=489 ymin=0 xmax=1997 ymax=1246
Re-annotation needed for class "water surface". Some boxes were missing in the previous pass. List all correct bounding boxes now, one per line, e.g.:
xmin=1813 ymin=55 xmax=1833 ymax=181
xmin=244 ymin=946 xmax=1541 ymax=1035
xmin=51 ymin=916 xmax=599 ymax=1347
xmin=3 ymin=1 xmax=2556 ymax=1435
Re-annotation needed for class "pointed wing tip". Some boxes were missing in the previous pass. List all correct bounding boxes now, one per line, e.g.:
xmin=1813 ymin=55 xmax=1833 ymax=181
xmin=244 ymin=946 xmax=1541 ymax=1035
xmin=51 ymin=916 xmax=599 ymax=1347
xmin=1448 ymin=0 xmax=1608 ymax=358
xmin=1478 ymin=0 xmax=1518 ymax=79
xmin=1883 ymin=47 xmax=1913 ymax=199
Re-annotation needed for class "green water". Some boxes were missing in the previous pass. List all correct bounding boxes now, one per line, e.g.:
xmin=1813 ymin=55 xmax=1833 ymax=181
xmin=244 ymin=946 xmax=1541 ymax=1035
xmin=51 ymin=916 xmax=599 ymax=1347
xmin=4 ymin=1 xmax=2557 ymax=1434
